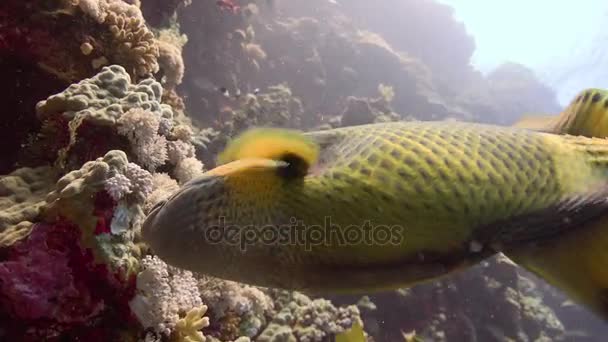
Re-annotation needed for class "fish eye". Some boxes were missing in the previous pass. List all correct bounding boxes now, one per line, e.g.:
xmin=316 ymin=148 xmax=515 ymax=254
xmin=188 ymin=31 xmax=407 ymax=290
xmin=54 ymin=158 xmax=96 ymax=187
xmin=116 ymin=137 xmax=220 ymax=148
xmin=276 ymin=153 xmax=309 ymax=180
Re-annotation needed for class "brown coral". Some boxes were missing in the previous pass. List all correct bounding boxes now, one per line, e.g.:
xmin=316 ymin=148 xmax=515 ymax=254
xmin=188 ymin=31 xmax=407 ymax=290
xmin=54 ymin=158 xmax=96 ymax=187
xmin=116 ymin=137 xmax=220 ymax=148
xmin=105 ymin=11 xmax=160 ymax=77
xmin=158 ymin=40 xmax=185 ymax=89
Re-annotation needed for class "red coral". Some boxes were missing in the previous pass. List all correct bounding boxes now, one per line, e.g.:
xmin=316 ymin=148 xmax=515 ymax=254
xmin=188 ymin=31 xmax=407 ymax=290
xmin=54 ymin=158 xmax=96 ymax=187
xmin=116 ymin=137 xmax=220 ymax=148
xmin=0 ymin=212 xmax=138 ymax=341
xmin=93 ymin=191 xmax=116 ymax=235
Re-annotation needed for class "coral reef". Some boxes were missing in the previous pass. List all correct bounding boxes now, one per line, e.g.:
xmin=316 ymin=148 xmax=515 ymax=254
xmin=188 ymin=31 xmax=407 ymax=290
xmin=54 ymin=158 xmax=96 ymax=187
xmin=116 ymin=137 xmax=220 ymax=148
xmin=1 ymin=0 xmax=603 ymax=341
xmin=257 ymin=290 xmax=363 ymax=342
xmin=130 ymin=255 xmax=209 ymax=341
xmin=0 ymin=167 xmax=58 ymax=245
xmin=0 ymin=150 xmax=146 ymax=340
xmin=198 ymin=277 xmax=274 ymax=340
xmin=27 ymin=65 xmax=202 ymax=181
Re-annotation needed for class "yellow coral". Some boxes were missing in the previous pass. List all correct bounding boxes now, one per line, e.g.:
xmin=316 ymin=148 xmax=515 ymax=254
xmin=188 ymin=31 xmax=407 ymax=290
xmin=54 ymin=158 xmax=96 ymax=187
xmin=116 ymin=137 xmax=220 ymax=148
xmin=172 ymin=306 xmax=210 ymax=342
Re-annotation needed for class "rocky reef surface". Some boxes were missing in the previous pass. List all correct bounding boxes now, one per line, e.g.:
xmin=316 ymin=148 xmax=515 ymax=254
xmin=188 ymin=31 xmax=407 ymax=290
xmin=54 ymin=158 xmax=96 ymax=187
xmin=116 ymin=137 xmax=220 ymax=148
xmin=0 ymin=0 xmax=604 ymax=341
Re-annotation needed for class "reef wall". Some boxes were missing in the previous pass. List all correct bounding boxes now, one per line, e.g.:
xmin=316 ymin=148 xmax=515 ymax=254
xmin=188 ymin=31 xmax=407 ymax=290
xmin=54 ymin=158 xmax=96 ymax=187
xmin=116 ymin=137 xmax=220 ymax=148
xmin=0 ymin=0 xmax=603 ymax=341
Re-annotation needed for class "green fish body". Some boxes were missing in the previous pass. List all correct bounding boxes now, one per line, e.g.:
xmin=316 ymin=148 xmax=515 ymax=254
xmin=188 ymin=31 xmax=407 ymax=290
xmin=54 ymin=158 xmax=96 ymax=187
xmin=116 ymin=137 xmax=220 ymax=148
xmin=143 ymin=88 xmax=608 ymax=321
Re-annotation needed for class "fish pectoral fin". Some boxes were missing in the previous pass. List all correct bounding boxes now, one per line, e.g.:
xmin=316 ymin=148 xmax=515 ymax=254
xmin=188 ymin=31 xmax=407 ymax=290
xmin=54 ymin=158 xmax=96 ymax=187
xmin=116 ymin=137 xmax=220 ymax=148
xmin=505 ymin=213 xmax=608 ymax=321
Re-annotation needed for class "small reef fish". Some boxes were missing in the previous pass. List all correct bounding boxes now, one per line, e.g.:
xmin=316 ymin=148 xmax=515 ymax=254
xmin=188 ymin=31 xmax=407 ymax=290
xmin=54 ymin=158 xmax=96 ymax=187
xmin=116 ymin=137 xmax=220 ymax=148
xmin=143 ymin=88 xmax=608 ymax=321
xmin=218 ymin=87 xmax=230 ymax=98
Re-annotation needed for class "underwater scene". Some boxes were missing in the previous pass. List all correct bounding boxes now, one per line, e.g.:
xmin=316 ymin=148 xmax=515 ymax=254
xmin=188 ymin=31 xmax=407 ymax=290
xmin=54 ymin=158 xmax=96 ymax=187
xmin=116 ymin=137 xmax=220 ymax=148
xmin=2 ymin=0 xmax=608 ymax=341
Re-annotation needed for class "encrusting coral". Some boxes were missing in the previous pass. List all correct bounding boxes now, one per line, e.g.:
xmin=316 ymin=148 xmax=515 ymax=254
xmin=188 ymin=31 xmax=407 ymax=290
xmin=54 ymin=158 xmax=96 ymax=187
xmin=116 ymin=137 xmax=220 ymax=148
xmin=0 ymin=167 xmax=58 ymax=246
xmin=31 ymin=65 xmax=203 ymax=180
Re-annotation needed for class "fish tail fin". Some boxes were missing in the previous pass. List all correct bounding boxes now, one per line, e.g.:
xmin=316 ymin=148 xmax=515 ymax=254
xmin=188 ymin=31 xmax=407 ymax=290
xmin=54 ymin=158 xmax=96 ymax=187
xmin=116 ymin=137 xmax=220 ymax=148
xmin=514 ymin=88 xmax=608 ymax=137
xmin=506 ymin=215 xmax=608 ymax=320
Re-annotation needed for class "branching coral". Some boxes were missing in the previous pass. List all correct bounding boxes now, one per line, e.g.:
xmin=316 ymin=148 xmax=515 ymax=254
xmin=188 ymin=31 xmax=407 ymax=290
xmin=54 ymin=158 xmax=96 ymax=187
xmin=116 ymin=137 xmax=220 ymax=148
xmin=130 ymin=255 xmax=209 ymax=340
xmin=105 ymin=11 xmax=160 ymax=77
xmin=70 ymin=0 xmax=159 ymax=77
xmin=173 ymin=306 xmax=211 ymax=342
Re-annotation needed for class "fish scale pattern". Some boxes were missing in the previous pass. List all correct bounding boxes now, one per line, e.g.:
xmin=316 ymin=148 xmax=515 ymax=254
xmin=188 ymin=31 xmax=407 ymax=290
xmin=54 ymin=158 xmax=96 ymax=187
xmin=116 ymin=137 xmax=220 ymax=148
xmin=306 ymin=122 xmax=565 ymax=228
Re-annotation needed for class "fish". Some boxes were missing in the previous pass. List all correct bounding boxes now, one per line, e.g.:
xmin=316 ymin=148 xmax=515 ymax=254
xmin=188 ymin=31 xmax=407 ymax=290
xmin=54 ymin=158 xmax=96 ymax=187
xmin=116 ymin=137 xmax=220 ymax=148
xmin=143 ymin=88 xmax=608 ymax=321
xmin=218 ymin=87 xmax=230 ymax=98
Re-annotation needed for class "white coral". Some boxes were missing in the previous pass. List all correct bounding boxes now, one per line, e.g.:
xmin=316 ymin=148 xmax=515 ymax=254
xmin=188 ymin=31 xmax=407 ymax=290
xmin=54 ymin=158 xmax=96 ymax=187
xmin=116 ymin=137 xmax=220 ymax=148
xmin=198 ymin=279 xmax=274 ymax=319
xmin=125 ymin=162 xmax=154 ymax=198
xmin=104 ymin=173 xmax=132 ymax=201
xmin=130 ymin=255 xmax=205 ymax=337
xmin=136 ymin=135 xmax=169 ymax=171
xmin=117 ymin=108 xmax=160 ymax=143
xmin=117 ymin=109 xmax=169 ymax=171
xmin=167 ymin=140 xmax=196 ymax=165
xmin=174 ymin=158 xmax=204 ymax=184
xmin=144 ymin=173 xmax=179 ymax=213
xmin=172 ymin=125 xmax=193 ymax=142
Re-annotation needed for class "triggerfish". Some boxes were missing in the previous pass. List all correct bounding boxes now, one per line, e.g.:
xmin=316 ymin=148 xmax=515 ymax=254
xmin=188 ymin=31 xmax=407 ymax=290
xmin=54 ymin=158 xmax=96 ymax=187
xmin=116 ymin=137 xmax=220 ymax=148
xmin=143 ymin=88 xmax=608 ymax=321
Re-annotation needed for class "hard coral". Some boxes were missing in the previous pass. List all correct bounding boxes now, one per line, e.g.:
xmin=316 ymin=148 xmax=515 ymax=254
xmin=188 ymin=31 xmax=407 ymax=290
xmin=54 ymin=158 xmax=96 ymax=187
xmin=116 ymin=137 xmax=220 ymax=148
xmin=33 ymin=65 xmax=174 ymax=170
xmin=130 ymin=255 xmax=208 ymax=340
xmin=158 ymin=39 xmax=185 ymax=89
xmin=0 ymin=167 xmax=58 ymax=240
xmin=259 ymin=290 xmax=363 ymax=342
xmin=105 ymin=11 xmax=160 ymax=77
xmin=199 ymin=278 xmax=274 ymax=339
xmin=173 ymin=306 xmax=211 ymax=342
xmin=44 ymin=150 xmax=148 ymax=275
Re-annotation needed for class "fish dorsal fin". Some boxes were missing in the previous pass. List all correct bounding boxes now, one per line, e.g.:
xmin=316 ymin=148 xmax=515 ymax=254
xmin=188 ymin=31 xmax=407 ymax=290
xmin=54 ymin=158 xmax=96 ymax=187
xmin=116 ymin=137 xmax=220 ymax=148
xmin=515 ymin=88 xmax=608 ymax=138
xmin=553 ymin=88 xmax=608 ymax=138
xmin=217 ymin=127 xmax=320 ymax=176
